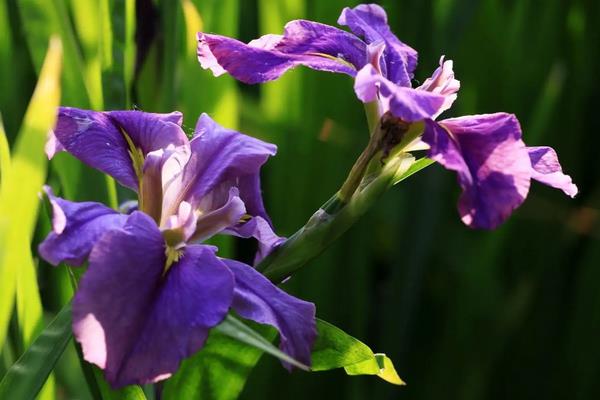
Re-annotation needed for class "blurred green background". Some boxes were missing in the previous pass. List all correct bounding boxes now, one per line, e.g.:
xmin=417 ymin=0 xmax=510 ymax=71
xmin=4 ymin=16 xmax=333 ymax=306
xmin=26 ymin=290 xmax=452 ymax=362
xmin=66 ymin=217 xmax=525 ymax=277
xmin=1 ymin=0 xmax=599 ymax=399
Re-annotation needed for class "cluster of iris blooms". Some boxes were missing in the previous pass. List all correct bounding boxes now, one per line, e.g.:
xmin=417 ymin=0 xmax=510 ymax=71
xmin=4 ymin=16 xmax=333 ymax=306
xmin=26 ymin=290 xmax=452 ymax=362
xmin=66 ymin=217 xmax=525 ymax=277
xmin=40 ymin=3 xmax=576 ymax=388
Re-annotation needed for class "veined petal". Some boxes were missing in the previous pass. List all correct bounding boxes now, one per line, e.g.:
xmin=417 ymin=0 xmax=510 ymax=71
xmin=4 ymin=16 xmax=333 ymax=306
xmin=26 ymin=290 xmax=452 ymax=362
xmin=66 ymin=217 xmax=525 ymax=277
xmin=528 ymin=146 xmax=578 ymax=197
xmin=191 ymin=187 xmax=246 ymax=243
xmin=418 ymin=56 xmax=460 ymax=118
xmin=162 ymin=114 xmax=276 ymax=216
xmin=52 ymin=108 xmax=189 ymax=191
xmin=224 ymin=259 xmax=317 ymax=368
xmin=38 ymin=187 xmax=127 ymax=266
xmin=197 ymin=19 xmax=365 ymax=84
xmin=73 ymin=212 xmax=234 ymax=387
xmin=225 ymin=216 xmax=285 ymax=264
xmin=423 ymin=114 xmax=532 ymax=229
xmin=355 ymin=65 xmax=445 ymax=122
xmin=338 ymin=3 xmax=418 ymax=86
xmin=107 ymin=111 xmax=188 ymax=154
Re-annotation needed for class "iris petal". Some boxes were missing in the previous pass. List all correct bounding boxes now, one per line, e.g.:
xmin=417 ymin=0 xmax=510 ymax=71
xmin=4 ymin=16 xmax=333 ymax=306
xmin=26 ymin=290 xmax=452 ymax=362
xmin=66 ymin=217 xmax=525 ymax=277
xmin=73 ymin=212 xmax=234 ymax=387
xmin=224 ymin=259 xmax=317 ymax=368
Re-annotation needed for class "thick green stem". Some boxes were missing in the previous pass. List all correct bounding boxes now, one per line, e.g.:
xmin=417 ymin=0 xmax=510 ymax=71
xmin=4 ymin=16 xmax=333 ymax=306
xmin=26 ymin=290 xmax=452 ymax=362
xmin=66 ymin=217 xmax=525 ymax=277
xmin=258 ymin=158 xmax=403 ymax=283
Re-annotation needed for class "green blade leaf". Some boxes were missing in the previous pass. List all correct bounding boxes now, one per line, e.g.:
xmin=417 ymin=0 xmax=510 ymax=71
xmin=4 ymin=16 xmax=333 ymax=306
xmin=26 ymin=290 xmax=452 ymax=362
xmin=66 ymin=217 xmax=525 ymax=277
xmin=164 ymin=326 xmax=274 ymax=400
xmin=0 ymin=36 xmax=62 ymax=361
xmin=391 ymin=156 xmax=435 ymax=186
xmin=312 ymin=319 xmax=405 ymax=386
xmin=215 ymin=315 xmax=309 ymax=371
xmin=0 ymin=303 xmax=72 ymax=400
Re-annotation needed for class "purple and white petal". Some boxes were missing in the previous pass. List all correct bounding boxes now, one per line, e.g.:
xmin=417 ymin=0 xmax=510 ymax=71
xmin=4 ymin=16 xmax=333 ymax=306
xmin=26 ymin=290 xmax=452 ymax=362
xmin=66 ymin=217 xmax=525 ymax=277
xmin=191 ymin=187 xmax=246 ymax=243
xmin=38 ymin=187 xmax=127 ymax=266
xmin=52 ymin=107 xmax=139 ymax=189
xmin=223 ymin=259 xmax=316 ymax=368
xmin=423 ymin=114 xmax=532 ymax=229
xmin=107 ymin=111 xmax=188 ymax=155
xmin=355 ymin=65 xmax=446 ymax=122
xmin=225 ymin=216 xmax=285 ymax=264
xmin=163 ymin=114 xmax=276 ymax=213
xmin=197 ymin=20 xmax=365 ymax=84
xmin=338 ymin=3 xmax=418 ymax=86
xmin=73 ymin=212 xmax=234 ymax=387
xmin=52 ymin=108 xmax=189 ymax=191
xmin=418 ymin=56 xmax=460 ymax=118
xmin=528 ymin=146 xmax=578 ymax=197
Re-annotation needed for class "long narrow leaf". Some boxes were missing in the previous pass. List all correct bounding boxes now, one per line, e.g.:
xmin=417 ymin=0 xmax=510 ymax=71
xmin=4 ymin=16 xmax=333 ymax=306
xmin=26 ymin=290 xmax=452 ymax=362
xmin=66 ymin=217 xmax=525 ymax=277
xmin=0 ymin=303 xmax=71 ymax=400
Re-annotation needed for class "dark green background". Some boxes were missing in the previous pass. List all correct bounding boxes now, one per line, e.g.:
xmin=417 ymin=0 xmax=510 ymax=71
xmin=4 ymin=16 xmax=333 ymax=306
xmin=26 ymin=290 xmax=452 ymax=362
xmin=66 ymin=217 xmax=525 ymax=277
xmin=2 ymin=0 xmax=599 ymax=399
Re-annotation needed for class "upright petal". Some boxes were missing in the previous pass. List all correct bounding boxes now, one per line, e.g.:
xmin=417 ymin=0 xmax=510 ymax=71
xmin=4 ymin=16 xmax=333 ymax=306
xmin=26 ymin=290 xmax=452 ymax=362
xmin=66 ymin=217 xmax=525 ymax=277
xmin=107 ymin=111 xmax=188 ymax=154
xmin=73 ymin=212 xmax=234 ymax=387
xmin=162 ymin=114 xmax=276 ymax=216
xmin=190 ymin=187 xmax=246 ymax=243
xmin=423 ymin=114 xmax=532 ymax=229
xmin=338 ymin=3 xmax=418 ymax=86
xmin=418 ymin=56 xmax=460 ymax=118
xmin=528 ymin=146 xmax=578 ymax=197
xmin=52 ymin=107 xmax=138 ymax=189
xmin=52 ymin=107 xmax=189 ymax=191
xmin=197 ymin=19 xmax=366 ymax=84
xmin=224 ymin=259 xmax=317 ymax=368
xmin=355 ymin=65 xmax=445 ymax=122
xmin=38 ymin=187 xmax=127 ymax=266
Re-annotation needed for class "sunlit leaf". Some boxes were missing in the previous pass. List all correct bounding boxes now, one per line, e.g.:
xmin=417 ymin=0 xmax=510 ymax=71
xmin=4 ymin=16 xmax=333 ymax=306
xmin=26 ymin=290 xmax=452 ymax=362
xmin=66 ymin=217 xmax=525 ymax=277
xmin=0 ymin=303 xmax=71 ymax=400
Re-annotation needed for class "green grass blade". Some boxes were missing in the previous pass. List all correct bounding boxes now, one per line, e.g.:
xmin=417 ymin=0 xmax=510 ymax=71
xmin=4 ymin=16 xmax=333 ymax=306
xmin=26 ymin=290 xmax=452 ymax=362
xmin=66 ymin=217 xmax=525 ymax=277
xmin=0 ymin=36 xmax=62 ymax=368
xmin=164 ymin=326 xmax=275 ymax=400
xmin=215 ymin=315 xmax=309 ymax=371
xmin=0 ymin=303 xmax=72 ymax=400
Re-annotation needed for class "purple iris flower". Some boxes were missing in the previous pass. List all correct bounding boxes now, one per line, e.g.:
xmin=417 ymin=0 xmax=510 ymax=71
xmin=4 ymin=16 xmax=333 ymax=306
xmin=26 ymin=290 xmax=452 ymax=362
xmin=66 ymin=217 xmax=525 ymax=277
xmin=39 ymin=107 xmax=316 ymax=387
xmin=197 ymin=3 xmax=577 ymax=229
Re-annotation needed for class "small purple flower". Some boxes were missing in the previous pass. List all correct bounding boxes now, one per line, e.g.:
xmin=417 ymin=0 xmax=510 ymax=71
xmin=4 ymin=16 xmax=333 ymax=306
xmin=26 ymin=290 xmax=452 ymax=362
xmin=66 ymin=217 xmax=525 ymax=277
xmin=40 ymin=108 xmax=316 ymax=387
xmin=197 ymin=3 xmax=577 ymax=229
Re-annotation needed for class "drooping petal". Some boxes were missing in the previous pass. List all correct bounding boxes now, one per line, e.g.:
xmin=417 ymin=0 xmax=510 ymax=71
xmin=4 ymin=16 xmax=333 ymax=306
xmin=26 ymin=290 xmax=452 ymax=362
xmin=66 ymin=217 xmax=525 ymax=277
xmin=197 ymin=19 xmax=366 ymax=84
xmin=225 ymin=216 xmax=285 ymax=264
xmin=38 ymin=187 xmax=127 ymax=266
xmin=52 ymin=107 xmax=189 ymax=190
xmin=528 ymin=146 xmax=578 ymax=197
xmin=338 ymin=3 xmax=418 ymax=86
xmin=418 ymin=56 xmax=460 ymax=118
xmin=162 ymin=114 xmax=276 ymax=215
xmin=355 ymin=64 xmax=445 ymax=122
xmin=423 ymin=114 xmax=532 ymax=229
xmin=73 ymin=212 xmax=234 ymax=387
xmin=224 ymin=259 xmax=316 ymax=368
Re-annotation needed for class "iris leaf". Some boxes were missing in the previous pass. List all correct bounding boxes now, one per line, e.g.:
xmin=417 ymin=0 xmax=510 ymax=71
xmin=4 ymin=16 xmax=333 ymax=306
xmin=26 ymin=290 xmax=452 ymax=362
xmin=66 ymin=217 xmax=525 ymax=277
xmin=215 ymin=315 xmax=309 ymax=371
xmin=163 ymin=324 xmax=275 ymax=400
xmin=391 ymin=157 xmax=435 ymax=186
xmin=312 ymin=319 xmax=404 ymax=385
xmin=0 ymin=37 xmax=63 ymax=400
xmin=0 ymin=303 xmax=71 ymax=400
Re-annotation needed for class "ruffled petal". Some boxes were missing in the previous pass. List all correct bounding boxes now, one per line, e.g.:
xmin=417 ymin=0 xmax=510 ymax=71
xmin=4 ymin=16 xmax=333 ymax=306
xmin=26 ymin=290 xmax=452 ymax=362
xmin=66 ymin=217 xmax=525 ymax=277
xmin=73 ymin=212 xmax=234 ymax=387
xmin=423 ymin=114 xmax=532 ymax=229
xmin=190 ymin=187 xmax=246 ymax=243
xmin=338 ymin=3 xmax=418 ymax=86
xmin=225 ymin=216 xmax=285 ymax=264
xmin=418 ymin=56 xmax=460 ymax=118
xmin=162 ymin=114 xmax=276 ymax=214
xmin=223 ymin=259 xmax=316 ymax=368
xmin=197 ymin=19 xmax=366 ymax=84
xmin=528 ymin=146 xmax=578 ymax=197
xmin=38 ymin=187 xmax=127 ymax=266
xmin=52 ymin=108 xmax=188 ymax=190
xmin=107 ymin=111 xmax=188 ymax=154
xmin=355 ymin=64 xmax=445 ymax=122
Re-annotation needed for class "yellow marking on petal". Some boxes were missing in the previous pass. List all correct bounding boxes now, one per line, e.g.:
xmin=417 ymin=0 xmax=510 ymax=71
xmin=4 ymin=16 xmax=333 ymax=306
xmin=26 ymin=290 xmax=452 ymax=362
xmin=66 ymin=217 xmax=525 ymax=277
xmin=305 ymin=52 xmax=356 ymax=70
xmin=163 ymin=246 xmax=183 ymax=276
